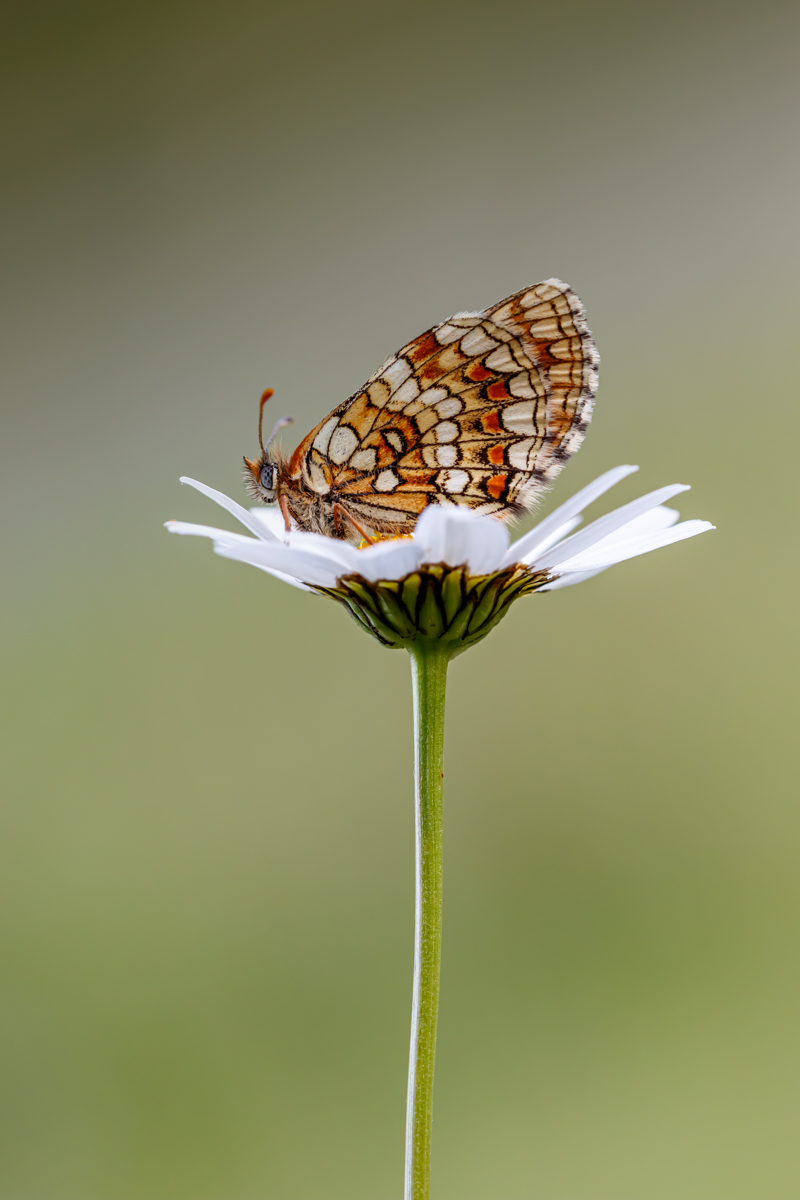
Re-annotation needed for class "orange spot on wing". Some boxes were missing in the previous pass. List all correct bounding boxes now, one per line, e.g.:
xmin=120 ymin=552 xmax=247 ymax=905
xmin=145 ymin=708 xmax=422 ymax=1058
xmin=342 ymin=392 xmax=380 ymax=437
xmin=486 ymin=380 xmax=510 ymax=402
xmin=288 ymin=439 xmax=307 ymax=477
xmin=417 ymin=351 xmax=453 ymax=383
xmin=487 ymin=473 xmax=508 ymax=500
xmin=465 ymin=360 xmax=493 ymax=382
xmin=377 ymin=441 xmax=399 ymax=467
xmin=397 ymin=470 xmax=435 ymax=490
xmin=398 ymin=448 xmax=425 ymax=470
xmin=487 ymin=444 xmax=505 ymax=466
xmin=407 ymin=331 xmax=440 ymax=365
xmin=337 ymin=476 xmax=374 ymax=494
xmin=481 ymin=410 xmax=502 ymax=434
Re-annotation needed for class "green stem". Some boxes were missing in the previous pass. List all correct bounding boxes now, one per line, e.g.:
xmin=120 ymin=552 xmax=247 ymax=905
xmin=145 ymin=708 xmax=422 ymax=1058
xmin=405 ymin=639 xmax=450 ymax=1200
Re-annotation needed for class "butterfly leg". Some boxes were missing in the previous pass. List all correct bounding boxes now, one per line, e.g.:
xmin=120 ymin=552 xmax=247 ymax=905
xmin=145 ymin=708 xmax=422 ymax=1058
xmin=279 ymin=494 xmax=293 ymax=533
xmin=334 ymin=503 xmax=375 ymax=545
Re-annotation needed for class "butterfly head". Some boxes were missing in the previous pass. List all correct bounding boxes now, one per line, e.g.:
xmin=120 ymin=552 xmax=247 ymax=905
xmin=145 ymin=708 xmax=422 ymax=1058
xmin=243 ymin=455 xmax=279 ymax=502
xmin=243 ymin=388 xmax=293 ymax=504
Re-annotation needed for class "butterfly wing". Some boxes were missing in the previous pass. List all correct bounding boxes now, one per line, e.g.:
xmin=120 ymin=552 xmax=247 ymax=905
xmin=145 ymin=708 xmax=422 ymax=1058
xmin=288 ymin=279 xmax=599 ymax=530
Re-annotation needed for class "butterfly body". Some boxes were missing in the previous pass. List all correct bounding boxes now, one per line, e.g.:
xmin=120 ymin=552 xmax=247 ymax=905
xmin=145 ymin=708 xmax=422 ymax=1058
xmin=243 ymin=279 xmax=599 ymax=541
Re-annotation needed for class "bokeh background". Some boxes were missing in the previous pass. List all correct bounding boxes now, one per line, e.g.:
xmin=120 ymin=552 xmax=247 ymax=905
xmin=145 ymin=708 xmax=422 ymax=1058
xmin=1 ymin=1 xmax=799 ymax=1196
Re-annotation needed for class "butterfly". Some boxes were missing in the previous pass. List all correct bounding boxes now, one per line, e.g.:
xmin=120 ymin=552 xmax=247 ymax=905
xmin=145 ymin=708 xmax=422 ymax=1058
xmin=243 ymin=279 xmax=599 ymax=542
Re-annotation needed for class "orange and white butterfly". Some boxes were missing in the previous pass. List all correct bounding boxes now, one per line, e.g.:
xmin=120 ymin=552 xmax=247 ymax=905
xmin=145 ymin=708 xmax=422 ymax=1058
xmin=243 ymin=279 xmax=599 ymax=542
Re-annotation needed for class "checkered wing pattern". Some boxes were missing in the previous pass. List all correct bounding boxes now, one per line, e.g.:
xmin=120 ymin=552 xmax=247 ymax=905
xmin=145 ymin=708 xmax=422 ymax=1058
xmin=287 ymin=279 xmax=599 ymax=529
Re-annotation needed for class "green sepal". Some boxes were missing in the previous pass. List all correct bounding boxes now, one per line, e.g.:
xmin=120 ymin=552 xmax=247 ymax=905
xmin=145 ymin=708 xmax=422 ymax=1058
xmin=418 ymin=576 xmax=445 ymax=638
xmin=402 ymin=573 xmax=422 ymax=618
xmin=317 ymin=563 xmax=551 ymax=653
xmin=441 ymin=570 xmax=465 ymax=626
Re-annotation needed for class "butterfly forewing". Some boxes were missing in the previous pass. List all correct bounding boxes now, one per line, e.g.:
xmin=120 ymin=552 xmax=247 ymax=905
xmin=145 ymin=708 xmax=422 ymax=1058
xmin=287 ymin=279 xmax=598 ymax=531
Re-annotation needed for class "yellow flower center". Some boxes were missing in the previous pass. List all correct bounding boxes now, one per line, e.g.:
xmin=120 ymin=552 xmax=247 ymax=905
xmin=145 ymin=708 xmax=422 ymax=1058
xmin=357 ymin=532 xmax=414 ymax=549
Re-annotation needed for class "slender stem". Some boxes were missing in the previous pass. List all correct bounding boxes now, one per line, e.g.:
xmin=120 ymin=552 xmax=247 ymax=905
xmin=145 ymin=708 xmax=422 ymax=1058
xmin=405 ymin=639 xmax=450 ymax=1200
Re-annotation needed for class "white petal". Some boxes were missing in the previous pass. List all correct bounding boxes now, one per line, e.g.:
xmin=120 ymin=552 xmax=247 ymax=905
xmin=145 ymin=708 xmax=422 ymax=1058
xmin=213 ymin=537 xmax=342 ymax=587
xmin=166 ymin=520 xmax=315 ymax=590
xmin=165 ymin=520 xmax=255 ymax=543
xmin=534 ymin=484 xmax=691 ymax=570
xmin=246 ymin=564 xmax=315 ymax=592
xmin=562 ymin=505 xmax=679 ymax=563
xmin=597 ymin=504 xmax=680 ymax=543
xmin=284 ymin=529 xmax=363 ymax=573
xmin=248 ymin=506 xmax=287 ymax=538
xmin=540 ymin=567 xmax=609 ymax=590
xmin=180 ymin=477 xmax=280 ymax=542
xmin=519 ymin=515 xmax=582 ymax=563
xmin=415 ymin=506 xmax=509 ymax=573
xmin=504 ymin=464 xmax=639 ymax=566
xmin=554 ymin=519 xmax=715 ymax=573
xmin=354 ymin=538 xmax=426 ymax=582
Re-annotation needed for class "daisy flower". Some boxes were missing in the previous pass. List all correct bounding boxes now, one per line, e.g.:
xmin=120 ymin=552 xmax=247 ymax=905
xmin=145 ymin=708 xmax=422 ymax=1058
xmin=166 ymin=460 xmax=713 ymax=1200
xmin=166 ymin=464 xmax=713 ymax=650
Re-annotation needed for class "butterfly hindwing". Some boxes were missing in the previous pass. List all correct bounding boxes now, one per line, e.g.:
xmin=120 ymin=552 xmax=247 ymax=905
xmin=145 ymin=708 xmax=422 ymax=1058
xmin=287 ymin=279 xmax=598 ymax=530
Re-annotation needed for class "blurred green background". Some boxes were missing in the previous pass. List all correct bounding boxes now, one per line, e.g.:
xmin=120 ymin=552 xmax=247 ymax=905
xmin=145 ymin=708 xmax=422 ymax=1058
xmin=1 ymin=1 xmax=799 ymax=1196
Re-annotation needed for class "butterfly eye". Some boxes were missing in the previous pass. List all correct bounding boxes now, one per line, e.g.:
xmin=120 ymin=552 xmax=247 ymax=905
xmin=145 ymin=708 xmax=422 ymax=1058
xmin=260 ymin=464 xmax=275 ymax=491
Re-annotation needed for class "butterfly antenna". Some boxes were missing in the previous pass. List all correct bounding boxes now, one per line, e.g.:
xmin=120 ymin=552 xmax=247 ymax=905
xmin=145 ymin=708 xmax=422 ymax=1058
xmin=257 ymin=388 xmax=274 ymax=452
xmin=264 ymin=415 xmax=294 ymax=454
xmin=258 ymin=388 xmax=293 ymax=455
